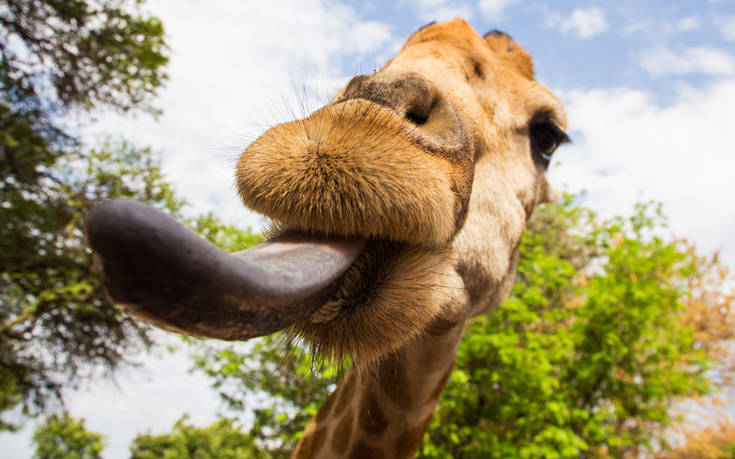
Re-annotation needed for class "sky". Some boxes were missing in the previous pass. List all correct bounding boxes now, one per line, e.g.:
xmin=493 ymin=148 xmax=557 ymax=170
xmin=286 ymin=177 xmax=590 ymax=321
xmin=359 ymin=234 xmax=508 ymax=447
xmin=4 ymin=0 xmax=735 ymax=457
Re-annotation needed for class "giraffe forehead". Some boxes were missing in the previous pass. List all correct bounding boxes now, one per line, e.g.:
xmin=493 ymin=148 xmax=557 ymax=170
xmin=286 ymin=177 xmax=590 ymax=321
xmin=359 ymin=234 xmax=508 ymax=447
xmin=385 ymin=32 xmax=553 ymax=141
xmin=394 ymin=19 xmax=520 ymax=84
xmin=395 ymin=20 xmax=568 ymax=129
xmin=402 ymin=18 xmax=488 ymax=56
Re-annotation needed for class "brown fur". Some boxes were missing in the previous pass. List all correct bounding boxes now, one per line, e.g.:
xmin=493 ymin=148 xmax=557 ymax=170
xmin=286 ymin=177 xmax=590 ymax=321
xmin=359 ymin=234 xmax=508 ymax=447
xmin=237 ymin=19 xmax=565 ymax=368
xmin=378 ymin=352 xmax=414 ymax=409
xmin=348 ymin=441 xmax=385 ymax=459
xmin=296 ymin=328 xmax=462 ymax=459
xmin=358 ymin=390 xmax=388 ymax=435
xmin=484 ymin=30 xmax=535 ymax=79
xmin=331 ymin=406 xmax=354 ymax=455
xmin=394 ymin=412 xmax=434 ymax=458
xmin=293 ymin=419 xmax=327 ymax=459
xmin=429 ymin=366 xmax=455 ymax=401
xmin=335 ymin=371 xmax=357 ymax=415
xmin=316 ymin=390 xmax=337 ymax=423
xmin=234 ymin=18 xmax=568 ymax=458
xmin=237 ymin=100 xmax=457 ymax=246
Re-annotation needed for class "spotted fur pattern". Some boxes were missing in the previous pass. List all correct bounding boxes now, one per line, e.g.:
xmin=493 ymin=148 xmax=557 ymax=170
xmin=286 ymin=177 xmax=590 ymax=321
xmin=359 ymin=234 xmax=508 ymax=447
xmin=235 ymin=19 xmax=569 ymax=458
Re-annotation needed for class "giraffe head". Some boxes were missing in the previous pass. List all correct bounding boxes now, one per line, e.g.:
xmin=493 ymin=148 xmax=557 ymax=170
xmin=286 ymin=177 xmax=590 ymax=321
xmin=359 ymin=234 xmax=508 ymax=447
xmin=86 ymin=19 xmax=568 ymax=369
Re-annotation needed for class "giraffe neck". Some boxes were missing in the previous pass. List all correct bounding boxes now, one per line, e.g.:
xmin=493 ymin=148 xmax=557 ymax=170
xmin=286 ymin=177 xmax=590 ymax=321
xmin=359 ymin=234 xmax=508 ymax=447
xmin=292 ymin=317 xmax=465 ymax=459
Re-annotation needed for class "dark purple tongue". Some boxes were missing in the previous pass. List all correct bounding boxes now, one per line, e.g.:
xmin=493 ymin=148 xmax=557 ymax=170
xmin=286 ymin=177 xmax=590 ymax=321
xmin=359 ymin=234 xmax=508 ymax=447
xmin=85 ymin=199 xmax=365 ymax=340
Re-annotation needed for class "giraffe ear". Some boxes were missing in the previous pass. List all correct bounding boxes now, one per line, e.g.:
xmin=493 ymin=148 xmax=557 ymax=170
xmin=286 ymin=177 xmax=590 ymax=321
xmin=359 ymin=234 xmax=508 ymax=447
xmin=484 ymin=30 xmax=535 ymax=80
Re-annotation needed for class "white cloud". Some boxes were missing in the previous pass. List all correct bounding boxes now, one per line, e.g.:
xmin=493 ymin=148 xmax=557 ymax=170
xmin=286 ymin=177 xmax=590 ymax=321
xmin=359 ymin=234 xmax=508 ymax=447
xmin=69 ymin=343 xmax=224 ymax=459
xmin=478 ymin=0 xmax=519 ymax=17
xmin=676 ymin=15 xmax=701 ymax=32
xmin=0 ymin=334 xmax=225 ymax=459
xmin=548 ymin=7 xmax=609 ymax=39
xmin=550 ymin=79 xmax=735 ymax=266
xmin=405 ymin=0 xmax=473 ymax=22
xmin=85 ymin=0 xmax=393 ymax=231
xmin=623 ymin=16 xmax=700 ymax=38
xmin=716 ymin=16 xmax=735 ymax=41
xmin=622 ymin=18 xmax=652 ymax=37
xmin=638 ymin=46 xmax=735 ymax=77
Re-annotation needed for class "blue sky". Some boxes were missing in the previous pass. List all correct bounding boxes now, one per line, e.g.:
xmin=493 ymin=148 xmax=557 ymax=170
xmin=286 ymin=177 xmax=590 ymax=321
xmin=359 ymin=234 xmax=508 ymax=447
xmin=4 ymin=0 xmax=735 ymax=457
xmin=338 ymin=0 xmax=735 ymax=101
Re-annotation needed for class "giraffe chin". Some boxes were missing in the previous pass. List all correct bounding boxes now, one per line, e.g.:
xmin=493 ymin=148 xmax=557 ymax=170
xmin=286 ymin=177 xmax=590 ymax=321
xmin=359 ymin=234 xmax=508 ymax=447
xmin=289 ymin=238 xmax=455 ymax=369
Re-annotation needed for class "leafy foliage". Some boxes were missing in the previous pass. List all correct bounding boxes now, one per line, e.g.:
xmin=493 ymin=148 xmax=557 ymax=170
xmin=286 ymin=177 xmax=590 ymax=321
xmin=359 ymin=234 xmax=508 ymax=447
xmin=191 ymin=335 xmax=342 ymax=458
xmin=188 ymin=212 xmax=264 ymax=254
xmin=129 ymin=414 xmax=269 ymax=459
xmin=679 ymin=250 xmax=735 ymax=385
xmin=32 ymin=411 xmax=105 ymax=459
xmin=0 ymin=142 xmax=184 ymax=429
xmin=420 ymin=199 xmax=719 ymax=458
xmin=0 ymin=0 xmax=173 ymax=430
xmin=188 ymin=197 xmax=734 ymax=457
xmin=661 ymin=416 xmax=735 ymax=459
xmin=0 ymin=0 xmax=168 ymax=114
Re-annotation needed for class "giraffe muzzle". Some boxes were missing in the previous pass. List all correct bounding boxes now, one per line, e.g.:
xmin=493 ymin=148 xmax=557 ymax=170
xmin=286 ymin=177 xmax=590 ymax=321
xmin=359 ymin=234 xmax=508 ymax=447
xmin=84 ymin=199 xmax=365 ymax=340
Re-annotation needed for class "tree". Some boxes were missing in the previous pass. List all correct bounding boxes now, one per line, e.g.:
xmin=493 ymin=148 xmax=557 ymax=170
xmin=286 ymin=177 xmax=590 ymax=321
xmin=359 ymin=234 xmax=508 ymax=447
xmin=32 ymin=411 xmax=105 ymax=459
xmin=0 ymin=0 xmax=173 ymax=429
xmin=419 ymin=199 xmax=724 ymax=458
xmin=679 ymin=250 xmax=735 ymax=385
xmin=189 ymin=197 xmax=734 ymax=457
xmin=187 ymin=212 xmax=263 ymax=255
xmin=0 ymin=141 xmax=188 ymax=429
xmin=1 ymin=0 xmax=168 ymax=114
xmin=191 ymin=335 xmax=341 ymax=458
xmin=129 ymin=414 xmax=269 ymax=459
xmin=660 ymin=416 xmax=735 ymax=458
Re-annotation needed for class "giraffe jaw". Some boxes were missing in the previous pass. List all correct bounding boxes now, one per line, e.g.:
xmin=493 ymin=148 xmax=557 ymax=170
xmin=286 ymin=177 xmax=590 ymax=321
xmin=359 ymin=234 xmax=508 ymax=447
xmin=287 ymin=237 xmax=455 ymax=367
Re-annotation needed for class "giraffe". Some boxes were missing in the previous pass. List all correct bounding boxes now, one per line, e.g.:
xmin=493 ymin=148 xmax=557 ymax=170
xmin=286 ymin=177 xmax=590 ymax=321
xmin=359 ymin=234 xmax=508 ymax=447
xmin=85 ymin=19 xmax=569 ymax=458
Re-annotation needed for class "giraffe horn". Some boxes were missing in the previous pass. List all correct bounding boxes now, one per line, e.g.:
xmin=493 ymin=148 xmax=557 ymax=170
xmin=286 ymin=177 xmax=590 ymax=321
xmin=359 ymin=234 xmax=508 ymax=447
xmin=85 ymin=199 xmax=365 ymax=340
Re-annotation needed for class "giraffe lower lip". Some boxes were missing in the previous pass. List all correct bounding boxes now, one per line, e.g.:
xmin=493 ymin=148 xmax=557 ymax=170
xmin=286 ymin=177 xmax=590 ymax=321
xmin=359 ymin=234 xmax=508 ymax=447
xmin=85 ymin=199 xmax=366 ymax=340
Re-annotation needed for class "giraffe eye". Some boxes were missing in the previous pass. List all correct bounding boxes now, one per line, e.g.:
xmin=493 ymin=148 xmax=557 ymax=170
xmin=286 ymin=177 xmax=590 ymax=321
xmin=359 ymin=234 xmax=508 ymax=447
xmin=530 ymin=121 xmax=569 ymax=168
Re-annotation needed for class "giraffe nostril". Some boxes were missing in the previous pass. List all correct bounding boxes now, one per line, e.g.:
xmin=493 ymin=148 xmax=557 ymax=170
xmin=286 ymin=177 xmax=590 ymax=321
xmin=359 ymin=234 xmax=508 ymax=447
xmin=404 ymin=96 xmax=436 ymax=126
xmin=339 ymin=73 xmax=466 ymax=153
xmin=341 ymin=74 xmax=437 ymax=123
xmin=405 ymin=106 xmax=429 ymax=126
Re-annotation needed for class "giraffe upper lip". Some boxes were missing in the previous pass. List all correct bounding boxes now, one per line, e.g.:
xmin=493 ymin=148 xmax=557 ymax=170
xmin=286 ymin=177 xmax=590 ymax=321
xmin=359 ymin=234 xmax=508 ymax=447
xmin=85 ymin=199 xmax=366 ymax=340
xmin=333 ymin=96 xmax=468 ymax=157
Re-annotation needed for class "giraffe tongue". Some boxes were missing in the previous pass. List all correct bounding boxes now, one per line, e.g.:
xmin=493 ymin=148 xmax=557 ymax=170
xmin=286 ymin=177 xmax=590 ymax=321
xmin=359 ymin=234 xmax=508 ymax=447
xmin=85 ymin=199 xmax=365 ymax=340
